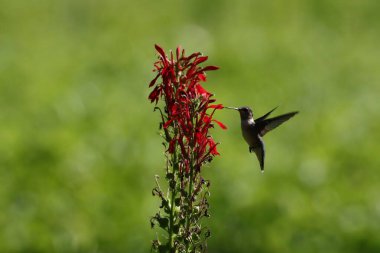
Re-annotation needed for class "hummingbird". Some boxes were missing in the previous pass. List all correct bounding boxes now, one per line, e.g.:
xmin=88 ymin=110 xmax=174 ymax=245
xmin=225 ymin=106 xmax=298 ymax=171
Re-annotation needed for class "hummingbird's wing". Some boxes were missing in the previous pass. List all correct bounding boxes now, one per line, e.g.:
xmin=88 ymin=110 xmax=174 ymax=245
xmin=255 ymin=106 xmax=278 ymax=122
xmin=257 ymin=111 xmax=299 ymax=137
xmin=250 ymin=138 xmax=265 ymax=171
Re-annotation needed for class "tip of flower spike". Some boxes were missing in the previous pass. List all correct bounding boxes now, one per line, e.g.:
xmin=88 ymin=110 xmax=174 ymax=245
xmin=176 ymin=46 xmax=181 ymax=60
xmin=154 ymin=44 xmax=166 ymax=59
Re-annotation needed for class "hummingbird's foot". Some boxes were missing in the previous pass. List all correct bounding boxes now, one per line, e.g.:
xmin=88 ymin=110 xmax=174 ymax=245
xmin=249 ymin=147 xmax=254 ymax=153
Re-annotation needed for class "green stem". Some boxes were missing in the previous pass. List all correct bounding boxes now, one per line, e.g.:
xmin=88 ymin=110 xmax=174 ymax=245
xmin=168 ymin=174 xmax=176 ymax=251
xmin=185 ymin=161 xmax=194 ymax=250
xmin=168 ymin=138 xmax=178 ymax=252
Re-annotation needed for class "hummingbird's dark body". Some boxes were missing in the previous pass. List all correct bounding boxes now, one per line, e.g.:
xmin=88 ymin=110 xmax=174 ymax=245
xmin=226 ymin=106 xmax=298 ymax=171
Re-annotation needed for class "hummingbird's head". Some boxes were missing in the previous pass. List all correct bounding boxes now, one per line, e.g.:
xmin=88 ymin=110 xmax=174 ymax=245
xmin=224 ymin=106 xmax=253 ymax=120
xmin=237 ymin=106 xmax=253 ymax=120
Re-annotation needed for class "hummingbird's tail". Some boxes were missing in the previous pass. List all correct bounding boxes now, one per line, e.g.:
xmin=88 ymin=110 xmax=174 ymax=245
xmin=250 ymin=145 xmax=265 ymax=172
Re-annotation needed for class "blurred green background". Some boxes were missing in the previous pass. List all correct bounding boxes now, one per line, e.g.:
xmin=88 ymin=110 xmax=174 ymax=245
xmin=1 ymin=0 xmax=380 ymax=252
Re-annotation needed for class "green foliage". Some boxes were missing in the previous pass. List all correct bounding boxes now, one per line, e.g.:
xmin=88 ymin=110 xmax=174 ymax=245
xmin=0 ymin=0 xmax=380 ymax=252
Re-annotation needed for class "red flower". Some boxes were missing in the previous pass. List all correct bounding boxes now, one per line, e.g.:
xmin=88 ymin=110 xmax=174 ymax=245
xmin=148 ymin=44 xmax=226 ymax=174
xmin=213 ymin=119 xmax=227 ymax=130
xmin=195 ymin=84 xmax=211 ymax=97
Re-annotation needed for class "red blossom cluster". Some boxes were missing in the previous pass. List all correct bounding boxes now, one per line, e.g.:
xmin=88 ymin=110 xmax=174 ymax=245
xmin=148 ymin=44 xmax=226 ymax=173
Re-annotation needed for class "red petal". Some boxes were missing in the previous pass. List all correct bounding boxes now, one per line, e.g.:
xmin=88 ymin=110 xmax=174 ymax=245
xmin=208 ymin=138 xmax=220 ymax=155
xmin=211 ymin=147 xmax=220 ymax=156
xmin=196 ymin=84 xmax=211 ymax=97
xmin=201 ymin=66 xmax=219 ymax=72
xmin=170 ymin=104 xmax=178 ymax=116
xmin=195 ymin=132 xmax=205 ymax=145
xmin=163 ymin=118 xmax=174 ymax=128
xmin=185 ymin=52 xmax=201 ymax=61
xmin=208 ymin=104 xmax=224 ymax=109
xmin=213 ymin=119 xmax=227 ymax=130
xmin=194 ymin=56 xmax=208 ymax=65
xmin=148 ymin=86 xmax=161 ymax=103
xmin=155 ymin=44 xmax=166 ymax=59
xmin=168 ymin=138 xmax=176 ymax=153
xmin=149 ymin=74 xmax=160 ymax=87
xmin=176 ymin=46 xmax=181 ymax=61
xmin=198 ymin=73 xmax=206 ymax=81
xmin=202 ymin=115 xmax=211 ymax=124
xmin=186 ymin=65 xmax=196 ymax=78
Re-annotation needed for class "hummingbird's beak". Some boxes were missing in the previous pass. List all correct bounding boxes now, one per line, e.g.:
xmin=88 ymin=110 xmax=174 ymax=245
xmin=224 ymin=106 xmax=239 ymax=110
